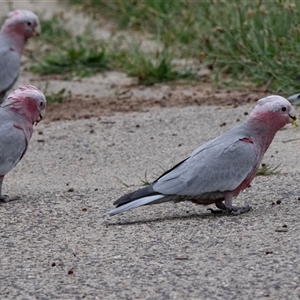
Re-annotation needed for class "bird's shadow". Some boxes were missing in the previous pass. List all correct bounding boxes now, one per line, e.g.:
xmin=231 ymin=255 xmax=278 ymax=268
xmin=103 ymin=210 xmax=243 ymax=226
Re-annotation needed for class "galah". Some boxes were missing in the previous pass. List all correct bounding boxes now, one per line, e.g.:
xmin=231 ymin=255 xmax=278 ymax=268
xmin=0 ymin=10 xmax=41 ymax=102
xmin=106 ymin=95 xmax=298 ymax=217
xmin=288 ymin=93 xmax=300 ymax=103
xmin=0 ymin=85 xmax=46 ymax=202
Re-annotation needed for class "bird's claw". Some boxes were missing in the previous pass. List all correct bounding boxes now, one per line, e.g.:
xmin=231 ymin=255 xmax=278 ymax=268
xmin=0 ymin=195 xmax=19 ymax=202
xmin=230 ymin=205 xmax=252 ymax=215
xmin=207 ymin=208 xmax=223 ymax=214
xmin=208 ymin=204 xmax=251 ymax=215
xmin=0 ymin=195 xmax=10 ymax=202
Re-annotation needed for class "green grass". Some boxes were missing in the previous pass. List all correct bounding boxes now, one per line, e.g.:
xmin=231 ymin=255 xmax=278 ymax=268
xmin=31 ymin=15 xmax=111 ymax=78
xmin=68 ymin=0 xmax=300 ymax=93
xmin=32 ymin=44 xmax=110 ymax=77
xmin=38 ymin=15 xmax=72 ymax=45
xmin=33 ymin=14 xmax=196 ymax=83
xmin=117 ymin=45 xmax=196 ymax=85
xmin=32 ymin=36 xmax=111 ymax=78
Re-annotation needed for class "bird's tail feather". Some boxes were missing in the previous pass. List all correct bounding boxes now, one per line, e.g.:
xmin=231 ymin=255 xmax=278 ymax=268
xmin=106 ymin=194 xmax=165 ymax=216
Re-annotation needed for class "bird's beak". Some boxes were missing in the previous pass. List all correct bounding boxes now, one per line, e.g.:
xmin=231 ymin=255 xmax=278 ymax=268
xmin=33 ymin=23 xmax=41 ymax=36
xmin=289 ymin=107 xmax=298 ymax=128
xmin=35 ymin=109 xmax=45 ymax=125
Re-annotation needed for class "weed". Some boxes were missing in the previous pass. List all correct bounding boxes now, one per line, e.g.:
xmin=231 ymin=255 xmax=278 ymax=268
xmin=42 ymin=82 xmax=69 ymax=104
xmin=115 ymin=173 xmax=152 ymax=188
xmin=45 ymin=88 xmax=68 ymax=105
xmin=115 ymin=177 xmax=132 ymax=188
xmin=256 ymin=163 xmax=281 ymax=177
xmin=140 ymin=171 xmax=151 ymax=186
xmin=31 ymin=37 xmax=111 ymax=78
xmin=118 ymin=45 xmax=196 ymax=85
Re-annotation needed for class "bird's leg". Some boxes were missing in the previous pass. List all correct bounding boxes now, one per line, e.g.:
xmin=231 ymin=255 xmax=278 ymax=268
xmin=0 ymin=176 xmax=11 ymax=202
xmin=0 ymin=91 xmax=6 ymax=104
xmin=208 ymin=195 xmax=251 ymax=215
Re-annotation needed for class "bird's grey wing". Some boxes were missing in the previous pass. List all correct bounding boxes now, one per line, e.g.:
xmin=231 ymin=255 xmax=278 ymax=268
xmin=0 ymin=44 xmax=20 ymax=94
xmin=153 ymin=137 xmax=257 ymax=196
xmin=0 ymin=121 xmax=27 ymax=175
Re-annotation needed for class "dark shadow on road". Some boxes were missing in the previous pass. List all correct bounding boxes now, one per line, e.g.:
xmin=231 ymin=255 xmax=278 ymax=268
xmin=103 ymin=209 xmax=249 ymax=226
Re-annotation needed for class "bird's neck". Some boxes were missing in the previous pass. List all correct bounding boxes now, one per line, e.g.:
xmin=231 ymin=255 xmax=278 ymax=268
xmin=245 ymin=116 xmax=281 ymax=152
xmin=2 ymin=103 xmax=35 ymax=140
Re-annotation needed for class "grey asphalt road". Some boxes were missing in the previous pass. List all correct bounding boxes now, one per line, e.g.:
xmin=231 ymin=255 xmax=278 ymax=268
xmin=1 ymin=104 xmax=300 ymax=299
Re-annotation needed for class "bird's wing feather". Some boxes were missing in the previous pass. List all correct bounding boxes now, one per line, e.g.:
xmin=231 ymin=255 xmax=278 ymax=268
xmin=153 ymin=132 xmax=257 ymax=196
xmin=0 ymin=119 xmax=27 ymax=175
xmin=0 ymin=40 xmax=20 ymax=93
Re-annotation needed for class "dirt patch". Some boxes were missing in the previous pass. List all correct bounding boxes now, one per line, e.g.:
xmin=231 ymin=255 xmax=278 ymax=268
xmin=46 ymin=84 xmax=268 ymax=122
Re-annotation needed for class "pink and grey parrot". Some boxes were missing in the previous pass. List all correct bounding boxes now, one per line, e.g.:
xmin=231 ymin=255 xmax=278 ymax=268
xmin=0 ymin=85 xmax=46 ymax=202
xmin=288 ymin=93 xmax=300 ymax=103
xmin=0 ymin=10 xmax=41 ymax=102
xmin=106 ymin=95 xmax=298 ymax=217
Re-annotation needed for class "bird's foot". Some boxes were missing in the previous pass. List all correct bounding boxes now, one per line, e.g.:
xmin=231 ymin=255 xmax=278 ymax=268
xmin=0 ymin=195 xmax=19 ymax=203
xmin=208 ymin=203 xmax=251 ymax=215
xmin=0 ymin=195 xmax=10 ymax=202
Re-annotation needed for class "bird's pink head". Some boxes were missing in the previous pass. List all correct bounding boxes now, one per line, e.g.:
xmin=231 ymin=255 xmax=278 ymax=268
xmin=250 ymin=95 xmax=298 ymax=131
xmin=1 ymin=10 xmax=41 ymax=47
xmin=2 ymin=85 xmax=46 ymax=125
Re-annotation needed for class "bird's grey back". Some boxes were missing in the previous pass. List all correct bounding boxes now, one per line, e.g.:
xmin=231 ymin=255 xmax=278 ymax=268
xmin=0 ymin=108 xmax=27 ymax=175
xmin=0 ymin=35 xmax=20 ymax=100
xmin=153 ymin=123 xmax=257 ymax=197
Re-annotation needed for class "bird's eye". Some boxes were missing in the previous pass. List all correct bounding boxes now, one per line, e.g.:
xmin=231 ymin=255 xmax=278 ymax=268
xmin=40 ymin=101 xmax=43 ymax=107
xmin=27 ymin=21 xmax=32 ymax=26
xmin=281 ymin=106 xmax=287 ymax=112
